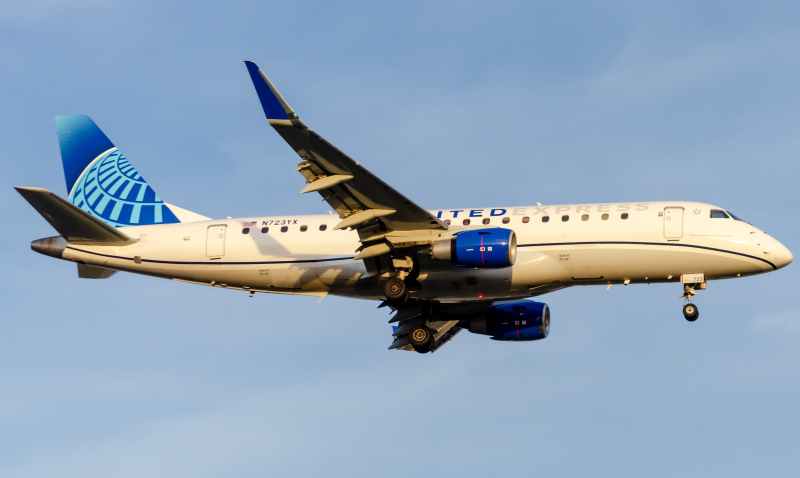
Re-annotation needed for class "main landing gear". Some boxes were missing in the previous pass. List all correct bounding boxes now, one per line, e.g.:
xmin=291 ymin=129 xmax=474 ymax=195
xmin=680 ymin=283 xmax=702 ymax=322
xmin=383 ymin=278 xmax=409 ymax=307
xmin=408 ymin=324 xmax=434 ymax=354
xmin=382 ymin=255 xmax=420 ymax=307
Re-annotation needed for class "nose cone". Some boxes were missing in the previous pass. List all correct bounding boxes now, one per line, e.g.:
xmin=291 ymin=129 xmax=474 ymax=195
xmin=773 ymin=240 xmax=793 ymax=269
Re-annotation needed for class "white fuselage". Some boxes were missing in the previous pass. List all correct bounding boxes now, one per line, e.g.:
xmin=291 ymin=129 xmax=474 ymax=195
xmin=60 ymin=201 xmax=793 ymax=300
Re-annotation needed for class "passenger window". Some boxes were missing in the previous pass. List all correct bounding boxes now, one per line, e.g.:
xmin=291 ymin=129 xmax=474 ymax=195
xmin=522 ymin=216 xmax=530 ymax=223
xmin=300 ymin=225 xmax=308 ymax=232
xmin=242 ymin=228 xmax=250 ymax=234
xmin=444 ymin=219 xmax=451 ymax=225
xmin=502 ymin=217 xmax=510 ymax=224
xmin=621 ymin=213 xmax=629 ymax=220
xmin=542 ymin=216 xmax=550 ymax=223
xmin=482 ymin=218 xmax=490 ymax=225
xmin=601 ymin=214 xmax=609 ymax=220
xmin=562 ymin=215 xmax=569 ymax=222
xmin=463 ymin=219 xmax=471 ymax=226
xmin=319 ymin=224 xmax=327 ymax=231
xmin=281 ymin=226 xmax=288 ymax=232
xmin=581 ymin=214 xmax=589 ymax=221
xmin=710 ymin=209 xmax=729 ymax=218
xmin=261 ymin=227 xmax=269 ymax=233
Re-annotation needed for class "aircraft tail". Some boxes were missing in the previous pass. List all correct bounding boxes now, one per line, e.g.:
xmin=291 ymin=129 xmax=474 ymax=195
xmin=55 ymin=115 xmax=187 ymax=227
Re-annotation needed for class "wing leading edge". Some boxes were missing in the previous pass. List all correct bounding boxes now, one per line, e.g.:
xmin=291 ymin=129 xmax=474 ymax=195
xmin=243 ymin=61 xmax=448 ymax=243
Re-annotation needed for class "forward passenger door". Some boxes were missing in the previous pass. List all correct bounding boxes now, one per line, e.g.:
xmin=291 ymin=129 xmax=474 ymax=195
xmin=663 ymin=207 xmax=684 ymax=240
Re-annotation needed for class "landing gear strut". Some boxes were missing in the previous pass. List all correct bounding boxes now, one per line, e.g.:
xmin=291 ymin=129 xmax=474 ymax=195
xmin=680 ymin=283 xmax=701 ymax=322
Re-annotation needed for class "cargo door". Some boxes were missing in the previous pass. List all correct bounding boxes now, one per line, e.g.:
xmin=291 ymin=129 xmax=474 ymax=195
xmin=206 ymin=225 xmax=227 ymax=257
xmin=663 ymin=207 xmax=684 ymax=240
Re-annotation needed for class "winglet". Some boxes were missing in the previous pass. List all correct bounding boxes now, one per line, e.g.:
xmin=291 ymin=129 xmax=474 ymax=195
xmin=242 ymin=60 xmax=298 ymax=121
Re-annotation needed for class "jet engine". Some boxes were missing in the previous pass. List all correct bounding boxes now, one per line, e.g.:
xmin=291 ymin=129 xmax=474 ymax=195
xmin=464 ymin=300 xmax=550 ymax=341
xmin=432 ymin=228 xmax=517 ymax=268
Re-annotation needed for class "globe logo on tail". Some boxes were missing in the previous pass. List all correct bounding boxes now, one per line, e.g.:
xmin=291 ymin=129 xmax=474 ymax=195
xmin=68 ymin=148 xmax=179 ymax=227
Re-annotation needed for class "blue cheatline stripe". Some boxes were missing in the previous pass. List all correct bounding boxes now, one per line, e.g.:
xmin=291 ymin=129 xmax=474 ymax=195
xmin=517 ymin=241 xmax=777 ymax=270
xmin=66 ymin=247 xmax=355 ymax=265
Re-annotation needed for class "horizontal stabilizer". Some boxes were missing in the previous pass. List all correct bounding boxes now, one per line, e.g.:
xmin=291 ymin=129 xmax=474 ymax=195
xmin=15 ymin=187 xmax=137 ymax=245
xmin=77 ymin=263 xmax=118 ymax=279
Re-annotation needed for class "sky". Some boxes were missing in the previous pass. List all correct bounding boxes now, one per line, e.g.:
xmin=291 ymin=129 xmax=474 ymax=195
xmin=2 ymin=1 xmax=800 ymax=476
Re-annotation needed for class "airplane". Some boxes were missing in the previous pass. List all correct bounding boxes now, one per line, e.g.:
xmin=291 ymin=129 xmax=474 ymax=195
xmin=15 ymin=60 xmax=793 ymax=354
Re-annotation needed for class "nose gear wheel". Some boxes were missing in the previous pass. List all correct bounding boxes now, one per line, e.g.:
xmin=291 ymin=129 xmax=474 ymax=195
xmin=680 ymin=284 xmax=701 ymax=322
xmin=683 ymin=303 xmax=699 ymax=321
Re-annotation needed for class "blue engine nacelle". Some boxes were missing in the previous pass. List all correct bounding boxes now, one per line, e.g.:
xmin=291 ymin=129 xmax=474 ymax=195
xmin=432 ymin=228 xmax=517 ymax=268
xmin=465 ymin=300 xmax=550 ymax=341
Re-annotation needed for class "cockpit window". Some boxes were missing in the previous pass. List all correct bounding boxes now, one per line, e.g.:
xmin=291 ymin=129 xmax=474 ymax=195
xmin=727 ymin=211 xmax=747 ymax=222
xmin=710 ymin=209 xmax=729 ymax=219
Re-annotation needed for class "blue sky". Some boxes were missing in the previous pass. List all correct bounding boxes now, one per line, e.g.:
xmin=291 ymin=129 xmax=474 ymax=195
xmin=2 ymin=1 xmax=799 ymax=476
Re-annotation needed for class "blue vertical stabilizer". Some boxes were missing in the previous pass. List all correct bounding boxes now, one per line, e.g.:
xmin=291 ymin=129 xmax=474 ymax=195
xmin=55 ymin=115 xmax=180 ymax=227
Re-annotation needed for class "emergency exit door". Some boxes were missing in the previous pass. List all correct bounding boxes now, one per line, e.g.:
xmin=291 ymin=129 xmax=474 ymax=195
xmin=663 ymin=207 xmax=684 ymax=240
xmin=206 ymin=225 xmax=227 ymax=257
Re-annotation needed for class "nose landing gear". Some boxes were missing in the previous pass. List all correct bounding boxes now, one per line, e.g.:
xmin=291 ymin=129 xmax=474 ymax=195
xmin=682 ymin=302 xmax=699 ymax=322
xmin=680 ymin=283 xmax=703 ymax=322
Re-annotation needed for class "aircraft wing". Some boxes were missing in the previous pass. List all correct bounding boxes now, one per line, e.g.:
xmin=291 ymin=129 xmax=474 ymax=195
xmin=244 ymin=61 xmax=447 ymax=244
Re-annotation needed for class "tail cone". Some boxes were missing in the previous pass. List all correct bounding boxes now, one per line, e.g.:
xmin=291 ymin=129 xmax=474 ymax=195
xmin=31 ymin=236 xmax=67 ymax=259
